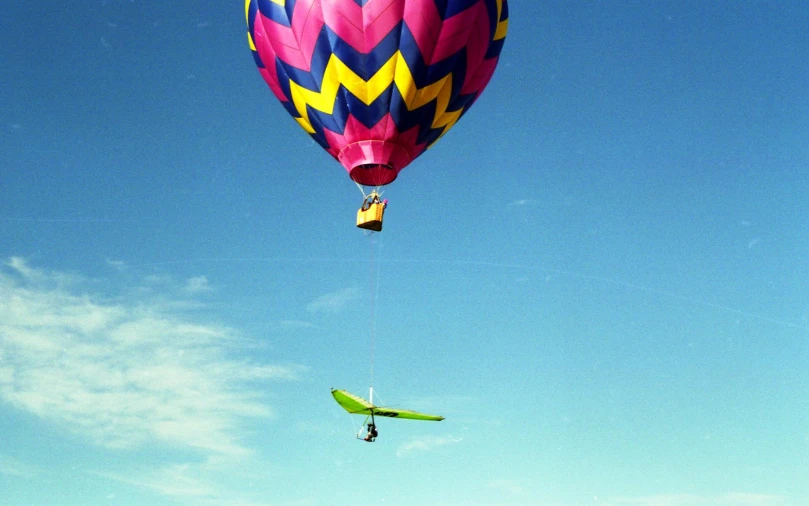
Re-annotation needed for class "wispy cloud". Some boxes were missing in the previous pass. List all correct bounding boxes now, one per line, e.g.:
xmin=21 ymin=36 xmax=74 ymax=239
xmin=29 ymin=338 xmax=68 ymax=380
xmin=95 ymin=461 xmax=286 ymax=505
xmin=96 ymin=464 xmax=219 ymax=499
xmin=0 ymin=454 xmax=41 ymax=478
xmin=488 ymin=478 xmax=527 ymax=496
xmin=106 ymin=259 xmax=127 ymax=271
xmin=279 ymin=320 xmax=322 ymax=331
xmin=0 ymin=257 xmax=303 ymax=460
xmin=306 ymin=287 xmax=359 ymax=314
xmin=396 ymin=435 xmax=462 ymax=457
xmin=185 ymin=276 xmax=212 ymax=293
xmin=600 ymin=493 xmax=789 ymax=506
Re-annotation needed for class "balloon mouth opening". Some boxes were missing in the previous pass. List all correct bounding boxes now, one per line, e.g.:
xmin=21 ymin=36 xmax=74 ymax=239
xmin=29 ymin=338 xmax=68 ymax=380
xmin=339 ymin=140 xmax=411 ymax=186
xmin=356 ymin=163 xmax=393 ymax=171
xmin=349 ymin=163 xmax=398 ymax=186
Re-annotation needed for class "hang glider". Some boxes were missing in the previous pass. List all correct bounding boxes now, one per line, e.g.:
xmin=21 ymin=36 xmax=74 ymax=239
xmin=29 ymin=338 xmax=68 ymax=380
xmin=331 ymin=389 xmax=444 ymax=421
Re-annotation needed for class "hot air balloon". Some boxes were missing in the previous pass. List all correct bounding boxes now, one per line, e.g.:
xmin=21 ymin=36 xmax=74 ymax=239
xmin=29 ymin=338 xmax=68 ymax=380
xmin=246 ymin=0 xmax=509 ymax=230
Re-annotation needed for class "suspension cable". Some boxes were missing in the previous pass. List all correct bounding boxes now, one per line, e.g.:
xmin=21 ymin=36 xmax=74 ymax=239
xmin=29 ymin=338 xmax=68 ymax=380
xmin=359 ymin=184 xmax=385 ymax=402
xmin=355 ymin=181 xmax=367 ymax=198
xmin=368 ymin=226 xmax=386 ymax=395
xmin=355 ymin=181 xmax=385 ymax=200
xmin=368 ymin=233 xmax=377 ymax=392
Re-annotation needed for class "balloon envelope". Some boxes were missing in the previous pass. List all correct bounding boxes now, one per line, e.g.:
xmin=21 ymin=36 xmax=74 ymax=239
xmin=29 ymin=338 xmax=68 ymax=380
xmin=246 ymin=0 xmax=509 ymax=186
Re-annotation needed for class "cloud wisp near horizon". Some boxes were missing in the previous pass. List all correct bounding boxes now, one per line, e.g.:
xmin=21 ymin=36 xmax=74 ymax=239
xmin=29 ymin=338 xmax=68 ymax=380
xmin=0 ymin=257 xmax=303 ymax=464
xmin=306 ymin=287 xmax=360 ymax=314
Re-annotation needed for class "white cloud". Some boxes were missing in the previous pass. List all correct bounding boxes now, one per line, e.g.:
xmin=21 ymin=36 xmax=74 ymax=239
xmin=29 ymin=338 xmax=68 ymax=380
xmin=395 ymin=435 xmax=462 ymax=457
xmin=185 ymin=276 xmax=212 ymax=293
xmin=0 ymin=258 xmax=303 ymax=459
xmin=306 ymin=287 xmax=359 ymax=314
xmin=6 ymin=256 xmax=38 ymax=278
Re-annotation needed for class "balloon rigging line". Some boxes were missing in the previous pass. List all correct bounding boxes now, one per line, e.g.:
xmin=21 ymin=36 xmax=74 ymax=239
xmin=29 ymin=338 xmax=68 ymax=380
xmin=355 ymin=181 xmax=367 ymax=198
xmin=368 ymin=235 xmax=377 ymax=390
xmin=354 ymin=182 xmax=384 ymax=200
xmin=367 ymin=233 xmax=385 ymax=392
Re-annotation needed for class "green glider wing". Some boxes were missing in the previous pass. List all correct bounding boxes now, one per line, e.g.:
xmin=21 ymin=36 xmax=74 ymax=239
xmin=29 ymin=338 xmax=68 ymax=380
xmin=331 ymin=389 xmax=444 ymax=421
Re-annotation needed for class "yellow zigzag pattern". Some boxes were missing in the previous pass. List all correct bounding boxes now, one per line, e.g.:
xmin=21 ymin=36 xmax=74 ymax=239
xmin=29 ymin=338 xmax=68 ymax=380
xmin=495 ymin=0 xmax=508 ymax=40
xmin=289 ymin=51 xmax=462 ymax=137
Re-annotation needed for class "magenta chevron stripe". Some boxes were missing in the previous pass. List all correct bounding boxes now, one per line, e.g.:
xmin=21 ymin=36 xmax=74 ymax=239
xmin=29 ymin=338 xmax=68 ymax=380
xmin=421 ymin=1 xmax=487 ymax=64
xmin=457 ymin=3 xmax=492 ymax=93
xmin=257 ymin=0 xmax=323 ymax=71
xmin=402 ymin=0 xmax=441 ymax=63
xmin=253 ymin=33 xmax=286 ymax=101
xmin=321 ymin=0 xmax=404 ymax=52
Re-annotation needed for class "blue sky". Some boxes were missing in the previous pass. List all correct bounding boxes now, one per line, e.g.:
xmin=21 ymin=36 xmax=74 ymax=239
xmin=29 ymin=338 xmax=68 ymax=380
xmin=2 ymin=1 xmax=808 ymax=505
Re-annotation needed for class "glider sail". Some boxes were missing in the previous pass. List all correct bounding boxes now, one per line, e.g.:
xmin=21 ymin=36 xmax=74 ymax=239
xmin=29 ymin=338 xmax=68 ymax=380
xmin=331 ymin=389 xmax=444 ymax=421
